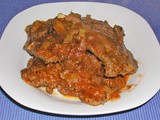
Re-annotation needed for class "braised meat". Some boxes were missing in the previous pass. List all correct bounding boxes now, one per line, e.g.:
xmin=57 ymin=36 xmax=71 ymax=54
xmin=24 ymin=13 xmax=138 ymax=77
xmin=65 ymin=13 xmax=138 ymax=77
xmin=21 ymin=13 xmax=138 ymax=106
xmin=21 ymin=57 xmax=128 ymax=106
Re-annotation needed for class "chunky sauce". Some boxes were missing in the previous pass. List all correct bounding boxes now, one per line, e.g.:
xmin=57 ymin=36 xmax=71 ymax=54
xmin=21 ymin=13 xmax=138 ymax=106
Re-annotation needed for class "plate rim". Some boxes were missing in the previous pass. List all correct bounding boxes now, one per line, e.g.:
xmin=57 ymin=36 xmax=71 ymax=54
xmin=0 ymin=2 xmax=160 ymax=116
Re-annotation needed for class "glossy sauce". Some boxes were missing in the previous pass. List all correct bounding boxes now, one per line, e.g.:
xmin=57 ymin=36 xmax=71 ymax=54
xmin=21 ymin=13 xmax=138 ymax=106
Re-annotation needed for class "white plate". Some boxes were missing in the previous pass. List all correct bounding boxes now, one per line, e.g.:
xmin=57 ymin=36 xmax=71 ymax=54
xmin=0 ymin=2 xmax=160 ymax=116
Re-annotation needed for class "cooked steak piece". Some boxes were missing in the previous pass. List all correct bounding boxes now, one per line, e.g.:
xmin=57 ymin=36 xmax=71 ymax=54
xmin=65 ymin=13 xmax=138 ymax=77
xmin=21 ymin=51 xmax=111 ymax=106
xmin=21 ymin=56 xmax=117 ymax=106
xmin=21 ymin=13 xmax=139 ymax=106
xmin=23 ymin=13 xmax=137 ymax=77
xmin=84 ymin=29 xmax=138 ymax=77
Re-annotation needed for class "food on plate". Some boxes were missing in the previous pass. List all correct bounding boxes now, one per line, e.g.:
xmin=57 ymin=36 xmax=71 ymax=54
xmin=21 ymin=13 xmax=138 ymax=106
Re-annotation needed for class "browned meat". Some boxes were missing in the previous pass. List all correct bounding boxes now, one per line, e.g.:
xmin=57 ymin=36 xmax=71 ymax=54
xmin=21 ymin=58 xmax=62 ymax=94
xmin=24 ymin=13 xmax=137 ymax=77
xmin=65 ymin=13 xmax=138 ymax=77
xmin=21 ymin=13 xmax=138 ymax=106
xmin=21 ymin=57 xmax=117 ymax=106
